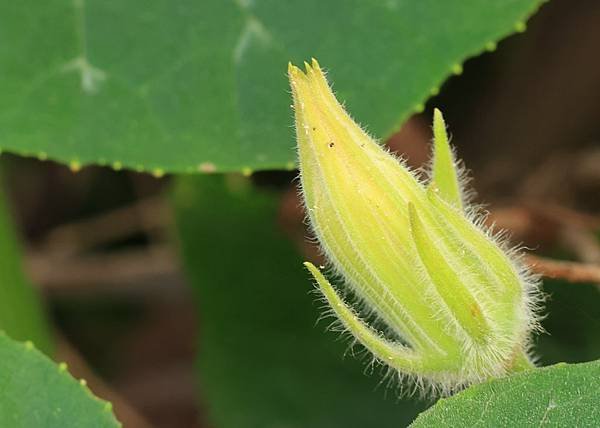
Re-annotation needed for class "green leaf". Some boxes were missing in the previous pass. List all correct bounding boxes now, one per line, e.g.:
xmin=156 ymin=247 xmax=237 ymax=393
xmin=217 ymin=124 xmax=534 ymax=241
xmin=172 ymin=174 xmax=427 ymax=428
xmin=1 ymin=0 xmax=544 ymax=173
xmin=0 ymin=332 xmax=120 ymax=427
xmin=0 ymin=182 xmax=53 ymax=355
xmin=411 ymin=360 xmax=600 ymax=427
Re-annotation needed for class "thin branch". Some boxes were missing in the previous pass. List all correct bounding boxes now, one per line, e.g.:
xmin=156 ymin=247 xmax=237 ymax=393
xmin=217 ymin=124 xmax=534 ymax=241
xmin=27 ymin=191 xmax=600 ymax=289
xmin=524 ymin=254 xmax=600 ymax=284
xmin=37 ymin=196 xmax=170 ymax=259
xmin=27 ymin=245 xmax=184 ymax=295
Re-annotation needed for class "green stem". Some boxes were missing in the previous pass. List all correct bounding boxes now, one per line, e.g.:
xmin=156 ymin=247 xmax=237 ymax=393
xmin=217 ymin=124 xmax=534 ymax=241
xmin=509 ymin=349 xmax=535 ymax=373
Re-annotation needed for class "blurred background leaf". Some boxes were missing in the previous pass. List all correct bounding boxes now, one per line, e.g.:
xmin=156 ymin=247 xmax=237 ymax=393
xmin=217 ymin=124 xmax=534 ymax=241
xmin=536 ymin=280 xmax=600 ymax=365
xmin=0 ymin=178 xmax=52 ymax=355
xmin=411 ymin=360 xmax=600 ymax=427
xmin=1 ymin=0 xmax=543 ymax=173
xmin=0 ymin=332 xmax=119 ymax=427
xmin=172 ymin=174 xmax=429 ymax=428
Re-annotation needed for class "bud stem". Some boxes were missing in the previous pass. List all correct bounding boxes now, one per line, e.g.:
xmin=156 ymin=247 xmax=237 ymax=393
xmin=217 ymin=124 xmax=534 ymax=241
xmin=508 ymin=350 xmax=535 ymax=372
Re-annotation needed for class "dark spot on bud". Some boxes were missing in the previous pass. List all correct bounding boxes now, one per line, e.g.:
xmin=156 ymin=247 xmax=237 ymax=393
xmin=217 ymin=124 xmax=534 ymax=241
xmin=328 ymin=142 xmax=335 ymax=148
xmin=470 ymin=303 xmax=482 ymax=318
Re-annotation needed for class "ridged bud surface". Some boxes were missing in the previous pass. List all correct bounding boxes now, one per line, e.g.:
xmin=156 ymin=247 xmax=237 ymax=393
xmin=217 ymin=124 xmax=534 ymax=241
xmin=289 ymin=60 xmax=541 ymax=393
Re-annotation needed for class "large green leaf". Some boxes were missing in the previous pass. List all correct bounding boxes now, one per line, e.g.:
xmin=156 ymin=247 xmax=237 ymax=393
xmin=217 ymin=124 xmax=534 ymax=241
xmin=0 ymin=332 xmax=120 ymax=427
xmin=172 ymin=175 xmax=427 ymax=428
xmin=2 ymin=0 xmax=544 ymax=174
xmin=0 ymin=183 xmax=52 ymax=355
xmin=411 ymin=360 xmax=600 ymax=427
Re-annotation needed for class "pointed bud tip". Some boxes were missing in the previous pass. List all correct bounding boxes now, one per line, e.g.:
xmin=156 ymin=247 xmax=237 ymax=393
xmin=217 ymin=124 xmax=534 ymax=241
xmin=287 ymin=58 xmax=323 ymax=76
xmin=304 ymin=261 xmax=321 ymax=277
xmin=288 ymin=61 xmax=309 ymax=78
xmin=303 ymin=60 xmax=312 ymax=73
xmin=433 ymin=108 xmax=446 ymax=128
xmin=288 ymin=62 xmax=300 ymax=76
xmin=304 ymin=262 xmax=329 ymax=290
xmin=288 ymin=62 xmax=311 ymax=93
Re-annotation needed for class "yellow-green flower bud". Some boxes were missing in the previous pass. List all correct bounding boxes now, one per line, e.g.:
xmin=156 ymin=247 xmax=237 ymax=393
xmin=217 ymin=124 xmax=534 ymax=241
xmin=288 ymin=59 xmax=542 ymax=393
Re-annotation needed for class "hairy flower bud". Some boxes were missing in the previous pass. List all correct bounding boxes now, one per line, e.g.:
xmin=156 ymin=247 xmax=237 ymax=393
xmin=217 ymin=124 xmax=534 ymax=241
xmin=288 ymin=59 xmax=542 ymax=393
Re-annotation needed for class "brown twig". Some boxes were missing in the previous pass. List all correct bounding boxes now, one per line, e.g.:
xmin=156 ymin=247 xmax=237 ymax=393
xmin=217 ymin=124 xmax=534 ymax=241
xmin=27 ymin=245 xmax=183 ymax=295
xmin=26 ymin=189 xmax=600 ymax=293
xmin=37 ymin=196 xmax=170 ymax=259
xmin=524 ymin=254 xmax=600 ymax=284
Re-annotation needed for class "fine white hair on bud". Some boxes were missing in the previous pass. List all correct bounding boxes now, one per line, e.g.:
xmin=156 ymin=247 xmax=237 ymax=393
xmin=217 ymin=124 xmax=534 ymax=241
xmin=288 ymin=59 xmax=543 ymax=395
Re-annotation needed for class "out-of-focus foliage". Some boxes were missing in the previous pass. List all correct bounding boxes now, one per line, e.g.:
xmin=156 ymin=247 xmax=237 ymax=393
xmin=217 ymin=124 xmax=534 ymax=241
xmin=536 ymin=280 xmax=600 ymax=365
xmin=173 ymin=175 xmax=428 ymax=428
xmin=0 ymin=183 xmax=52 ymax=355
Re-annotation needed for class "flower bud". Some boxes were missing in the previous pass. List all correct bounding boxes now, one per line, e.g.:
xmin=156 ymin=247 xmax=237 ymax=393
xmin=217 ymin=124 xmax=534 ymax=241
xmin=288 ymin=59 xmax=541 ymax=393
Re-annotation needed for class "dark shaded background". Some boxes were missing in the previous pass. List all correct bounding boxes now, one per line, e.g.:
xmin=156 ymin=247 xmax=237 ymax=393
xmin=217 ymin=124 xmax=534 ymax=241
xmin=2 ymin=0 xmax=599 ymax=426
